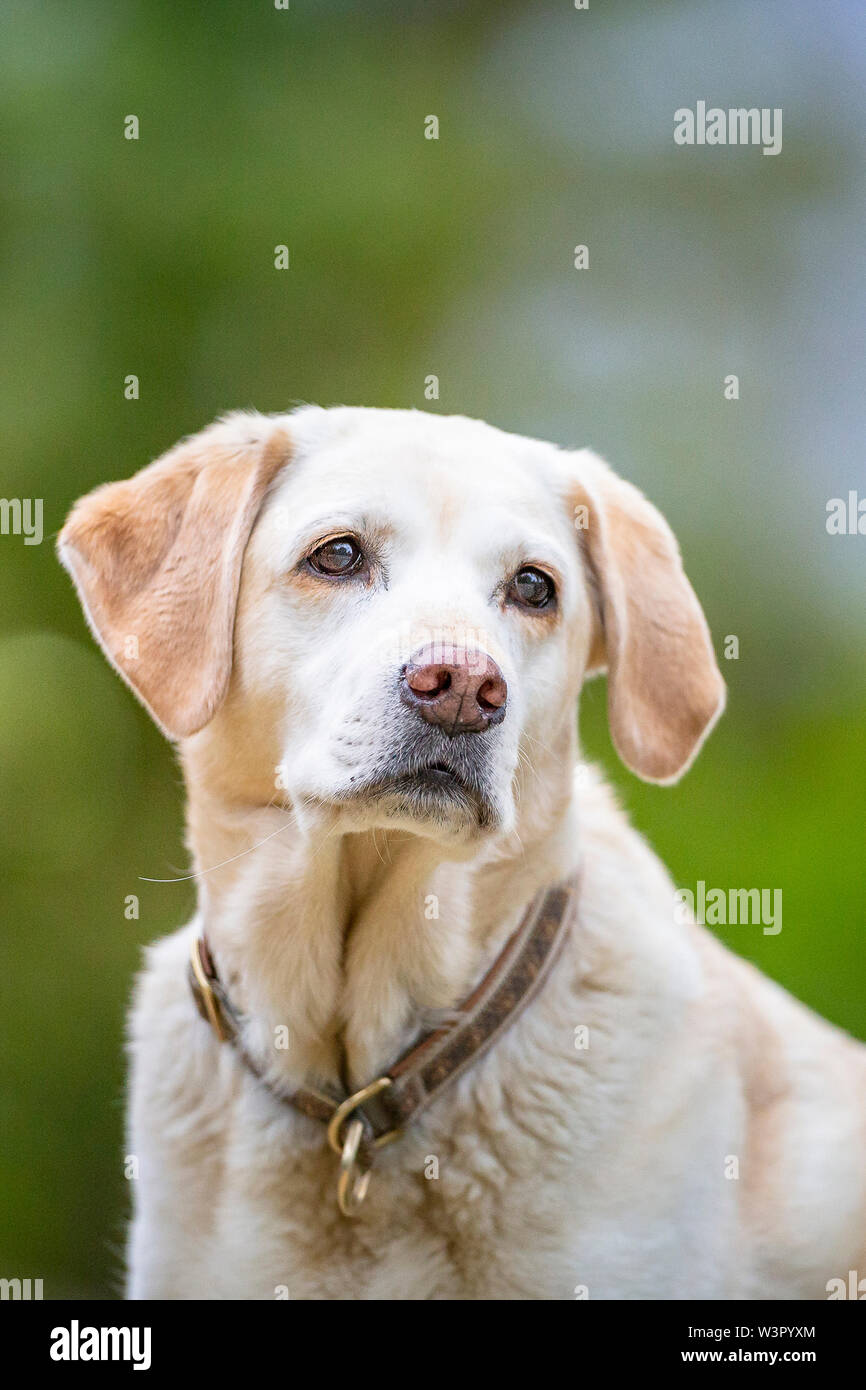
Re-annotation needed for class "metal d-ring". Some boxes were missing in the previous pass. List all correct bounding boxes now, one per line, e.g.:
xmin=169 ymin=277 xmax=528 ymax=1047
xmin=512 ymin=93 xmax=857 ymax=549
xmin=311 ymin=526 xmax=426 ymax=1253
xmin=336 ymin=1118 xmax=372 ymax=1218
xmin=327 ymin=1075 xmax=402 ymax=1217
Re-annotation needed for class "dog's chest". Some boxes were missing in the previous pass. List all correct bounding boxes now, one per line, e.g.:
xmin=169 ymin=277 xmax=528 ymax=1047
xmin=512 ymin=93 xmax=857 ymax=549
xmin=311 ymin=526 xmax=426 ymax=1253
xmin=208 ymin=1037 xmax=591 ymax=1300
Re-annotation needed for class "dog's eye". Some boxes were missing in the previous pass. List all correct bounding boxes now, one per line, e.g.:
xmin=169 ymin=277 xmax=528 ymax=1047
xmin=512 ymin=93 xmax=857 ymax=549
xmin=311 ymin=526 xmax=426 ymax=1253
xmin=308 ymin=536 xmax=364 ymax=577
xmin=508 ymin=567 xmax=556 ymax=610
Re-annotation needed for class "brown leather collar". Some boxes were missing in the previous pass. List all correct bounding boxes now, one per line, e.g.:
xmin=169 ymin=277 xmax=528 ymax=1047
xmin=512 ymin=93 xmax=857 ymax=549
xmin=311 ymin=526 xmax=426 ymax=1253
xmin=188 ymin=877 xmax=577 ymax=1216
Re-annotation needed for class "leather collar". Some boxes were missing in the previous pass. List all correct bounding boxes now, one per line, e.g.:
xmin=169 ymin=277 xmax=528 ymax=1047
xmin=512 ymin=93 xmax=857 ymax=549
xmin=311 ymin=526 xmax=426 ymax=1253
xmin=188 ymin=877 xmax=577 ymax=1216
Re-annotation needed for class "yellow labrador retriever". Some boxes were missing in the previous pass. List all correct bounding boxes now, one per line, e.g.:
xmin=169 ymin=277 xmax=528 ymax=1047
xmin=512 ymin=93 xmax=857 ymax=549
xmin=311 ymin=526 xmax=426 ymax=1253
xmin=59 ymin=407 xmax=866 ymax=1299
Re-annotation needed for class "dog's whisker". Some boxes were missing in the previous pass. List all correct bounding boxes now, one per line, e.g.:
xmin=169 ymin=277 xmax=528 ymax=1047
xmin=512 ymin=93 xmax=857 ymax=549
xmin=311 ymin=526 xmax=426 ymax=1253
xmin=139 ymin=810 xmax=300 ymax=883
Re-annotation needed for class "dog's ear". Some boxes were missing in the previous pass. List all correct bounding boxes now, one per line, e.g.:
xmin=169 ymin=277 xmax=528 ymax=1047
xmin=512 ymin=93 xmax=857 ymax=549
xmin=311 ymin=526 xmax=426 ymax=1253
xmin=58 ymin=414 xmax=291 ymax=740
xmin=571 ymin=450 xmax=725 ymax=784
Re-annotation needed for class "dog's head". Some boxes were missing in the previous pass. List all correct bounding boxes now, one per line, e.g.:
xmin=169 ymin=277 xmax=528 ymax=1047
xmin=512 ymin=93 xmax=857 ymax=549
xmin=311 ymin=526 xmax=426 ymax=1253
xmin=59 ymin=408 xmax=724 ymax=843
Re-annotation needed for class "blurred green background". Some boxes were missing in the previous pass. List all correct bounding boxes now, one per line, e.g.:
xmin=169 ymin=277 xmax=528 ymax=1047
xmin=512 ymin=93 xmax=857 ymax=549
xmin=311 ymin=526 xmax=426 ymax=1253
xmin=1 ymin=0 xmax=864 ymax=1298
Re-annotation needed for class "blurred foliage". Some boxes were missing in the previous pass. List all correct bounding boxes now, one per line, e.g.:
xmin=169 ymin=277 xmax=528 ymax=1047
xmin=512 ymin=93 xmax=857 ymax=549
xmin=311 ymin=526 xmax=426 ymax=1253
xmin=0 ymin=0 xmax=863 ymax=1297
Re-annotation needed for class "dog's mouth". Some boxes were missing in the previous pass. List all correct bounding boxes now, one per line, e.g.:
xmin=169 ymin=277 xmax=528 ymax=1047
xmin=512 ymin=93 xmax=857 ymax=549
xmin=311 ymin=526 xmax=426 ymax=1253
xmin=371 ymin=758 xmax=477 ymax=805
xmin=409 ymin=760 xmax=466 ymax=791
xmin=339 ymin=752 xmax=498 ymax=830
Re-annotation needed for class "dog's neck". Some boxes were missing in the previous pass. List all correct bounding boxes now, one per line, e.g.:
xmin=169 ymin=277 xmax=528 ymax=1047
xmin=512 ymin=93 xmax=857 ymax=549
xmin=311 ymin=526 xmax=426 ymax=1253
xmin=181 ymin=737 xmax=581 ymax=1090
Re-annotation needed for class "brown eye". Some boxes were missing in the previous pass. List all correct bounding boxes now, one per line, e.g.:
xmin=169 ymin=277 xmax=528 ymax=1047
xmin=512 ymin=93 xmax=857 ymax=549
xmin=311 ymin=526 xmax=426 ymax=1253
xmin=509 ymin=566 xmax=555 ymax=610
xmin=308 ymin=536 xmax=364 ymax=577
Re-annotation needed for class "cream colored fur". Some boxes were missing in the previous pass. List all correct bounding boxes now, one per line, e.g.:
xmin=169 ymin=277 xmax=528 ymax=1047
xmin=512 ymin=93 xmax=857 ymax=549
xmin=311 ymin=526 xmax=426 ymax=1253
xmin=59 ymin=407 xmax=866 ymax=1300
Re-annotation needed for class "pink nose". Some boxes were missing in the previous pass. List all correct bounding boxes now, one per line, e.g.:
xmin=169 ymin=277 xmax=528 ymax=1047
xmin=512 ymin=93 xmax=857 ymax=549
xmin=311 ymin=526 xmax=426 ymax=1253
xmin=400 ymin=644 xmax=507 ymax=734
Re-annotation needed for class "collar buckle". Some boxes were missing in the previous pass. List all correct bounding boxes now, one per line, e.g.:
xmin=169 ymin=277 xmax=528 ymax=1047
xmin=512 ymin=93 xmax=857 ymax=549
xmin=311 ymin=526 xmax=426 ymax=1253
xmin=189 ymin=936 xmax=233 ymax=1043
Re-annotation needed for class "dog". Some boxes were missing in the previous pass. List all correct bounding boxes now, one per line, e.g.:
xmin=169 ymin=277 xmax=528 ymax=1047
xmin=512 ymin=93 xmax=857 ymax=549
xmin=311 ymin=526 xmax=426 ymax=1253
xmin=59 ymin=406 xmax=866 ymax=1299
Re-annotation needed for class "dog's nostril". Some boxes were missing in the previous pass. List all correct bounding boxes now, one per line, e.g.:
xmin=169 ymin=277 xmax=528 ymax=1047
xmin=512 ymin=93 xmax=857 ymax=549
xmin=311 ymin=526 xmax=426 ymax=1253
xmin=406 ymin=665 xmax=451 ymax=699
xmin=477 ymin=678 xmax=505 ymax=712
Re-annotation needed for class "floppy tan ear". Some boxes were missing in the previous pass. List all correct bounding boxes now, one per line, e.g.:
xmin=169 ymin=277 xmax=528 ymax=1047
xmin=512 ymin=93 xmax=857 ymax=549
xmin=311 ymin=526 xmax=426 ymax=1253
xmin=572 ymin=450 xmax=725 ymax=784
xmin=58 ymin=413 xmax=291 ymax=740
